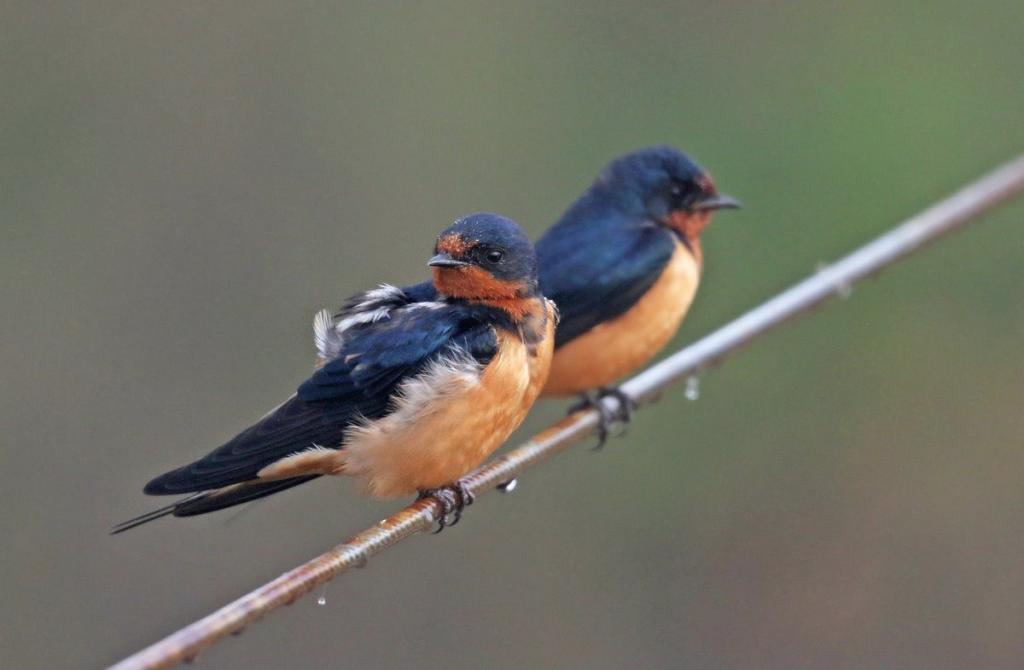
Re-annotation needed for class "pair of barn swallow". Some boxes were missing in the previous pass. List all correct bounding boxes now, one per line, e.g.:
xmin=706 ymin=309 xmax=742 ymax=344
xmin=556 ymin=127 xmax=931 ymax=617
xmin=114 ymin=146 xmax=739 ymax=533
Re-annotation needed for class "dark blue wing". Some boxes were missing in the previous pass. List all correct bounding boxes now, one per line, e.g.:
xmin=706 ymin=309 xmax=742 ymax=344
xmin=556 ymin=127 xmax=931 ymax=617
xmin=537 ymin=207 xmax=676 ymax=347
xmin=144 ymin=306 xmax=498 ymax=495
xmin=298 ymin=305 xmax=497 ymax=405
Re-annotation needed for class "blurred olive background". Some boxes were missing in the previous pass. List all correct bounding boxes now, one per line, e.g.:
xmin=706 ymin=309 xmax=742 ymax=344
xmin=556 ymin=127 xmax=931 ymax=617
xmin=3 ymin=2 xmax=1024 ymax=668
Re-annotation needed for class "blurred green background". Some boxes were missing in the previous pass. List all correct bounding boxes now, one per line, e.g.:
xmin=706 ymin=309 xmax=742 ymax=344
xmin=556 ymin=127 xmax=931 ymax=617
xmin=3 ymin=2 xmax=1023 ymax=668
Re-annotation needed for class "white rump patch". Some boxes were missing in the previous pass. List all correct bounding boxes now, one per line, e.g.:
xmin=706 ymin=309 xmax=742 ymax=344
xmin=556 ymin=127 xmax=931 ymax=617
xmin=334 ymin=306 xmax=391 ymax=333
xmin=313 ymin=309 xmax=344 ymax=360
xmin=404 ymin=301 xmax=446 ymax=311
xmin=314 ymin=284 xmax=447 ymax=361
xmin=359 ymin=284 xmax=406 ymax=305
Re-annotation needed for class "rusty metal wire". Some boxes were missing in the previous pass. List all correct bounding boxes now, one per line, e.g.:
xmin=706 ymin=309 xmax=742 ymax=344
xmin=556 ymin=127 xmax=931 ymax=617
xmin=109 ymin=154 xmax=1024 ymax=670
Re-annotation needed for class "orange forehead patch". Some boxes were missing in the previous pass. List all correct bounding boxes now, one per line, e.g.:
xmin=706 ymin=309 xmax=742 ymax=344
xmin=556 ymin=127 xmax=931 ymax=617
xmin=697 ymin=172 xmax=717 ymax=194
xmin=436 ymin=234 xmax=472 ymax=257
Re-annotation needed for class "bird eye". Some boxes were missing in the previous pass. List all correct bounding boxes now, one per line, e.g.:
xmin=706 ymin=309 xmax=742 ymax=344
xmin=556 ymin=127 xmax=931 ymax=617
xmin=669 ymin=184 xmax=683 ymax=197
xmin=485 ymin=249 xmax=504 ymax=263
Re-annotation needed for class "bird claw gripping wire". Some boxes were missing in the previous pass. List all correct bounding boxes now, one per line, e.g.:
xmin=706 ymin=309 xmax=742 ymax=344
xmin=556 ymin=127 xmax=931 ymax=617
xmin=418 ymin=480 xmax=475 ymax=533
xmin=568 ymin=386 xmax=637 ymax=449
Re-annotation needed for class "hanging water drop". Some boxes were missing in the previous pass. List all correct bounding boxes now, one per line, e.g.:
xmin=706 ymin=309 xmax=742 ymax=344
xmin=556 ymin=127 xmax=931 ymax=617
xmin=684 ymin=375 xmax=700 ymax=401
xmin=316 ymin=583 xmax=329 ymax=607
xmin=815 ymin=261 xmax=853 ymax=299
xmin=498 ymin=478 xmax=518 ymax=494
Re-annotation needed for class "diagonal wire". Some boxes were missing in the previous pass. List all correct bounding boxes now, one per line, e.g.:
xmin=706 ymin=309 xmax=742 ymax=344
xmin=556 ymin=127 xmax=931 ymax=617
xmin=109 ymin=154 xmax=1024 ymax=670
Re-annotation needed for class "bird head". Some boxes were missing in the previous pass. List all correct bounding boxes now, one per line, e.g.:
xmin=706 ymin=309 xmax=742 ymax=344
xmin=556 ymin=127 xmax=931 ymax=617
xmin=429 ymin=212 xmax=539 ymax=302
xmin=597 ymin=145 xmax=740 ymax=241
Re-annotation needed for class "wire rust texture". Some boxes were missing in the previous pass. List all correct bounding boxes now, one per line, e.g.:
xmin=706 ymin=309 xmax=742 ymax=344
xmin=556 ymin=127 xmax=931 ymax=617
xmin=109 ymin=154 xmax=1024 ymax=670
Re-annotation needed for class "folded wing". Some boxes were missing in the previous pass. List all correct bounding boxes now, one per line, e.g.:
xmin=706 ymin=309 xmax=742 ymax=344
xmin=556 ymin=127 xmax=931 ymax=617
xmin=144 ymin=305 xmax=498 ymax=495
xmin=537 ymin=218 xmax=675 ymax=347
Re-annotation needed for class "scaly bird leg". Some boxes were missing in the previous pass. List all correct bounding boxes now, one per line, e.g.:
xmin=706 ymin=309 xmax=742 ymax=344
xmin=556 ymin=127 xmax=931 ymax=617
xmin=418 ymin=480 xmax=475 ymax=533
xmin=568 ymin=386 xmax=637 ymax=450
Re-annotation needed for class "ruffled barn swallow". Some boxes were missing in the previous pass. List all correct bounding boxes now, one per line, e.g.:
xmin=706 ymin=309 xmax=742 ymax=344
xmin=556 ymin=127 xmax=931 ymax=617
xmin=360 ymin=147 xmax=737 ymax=439
xmin=114 ymin=213 xmax=556 ymax=532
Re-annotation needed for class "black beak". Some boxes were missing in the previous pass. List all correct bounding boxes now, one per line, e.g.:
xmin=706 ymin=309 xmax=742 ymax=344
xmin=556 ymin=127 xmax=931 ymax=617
xmin=428 ymin=253 xmax=469 ymax=269
xmin=692 ymin=193 xmax=742 ymax=212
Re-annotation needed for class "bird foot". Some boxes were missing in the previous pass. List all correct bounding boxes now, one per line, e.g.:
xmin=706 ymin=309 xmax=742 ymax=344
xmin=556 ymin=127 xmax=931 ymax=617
xmin=568 ymin=386 xmax=637 ymax=449
xmin=418 ymin=480 xmax=475 ymax=533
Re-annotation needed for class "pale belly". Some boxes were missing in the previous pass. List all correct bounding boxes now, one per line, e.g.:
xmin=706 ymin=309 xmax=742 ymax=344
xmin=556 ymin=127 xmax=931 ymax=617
xmin=541 ymin=242 xmax=700 ymax=396
xmin=340 ymin=321 xmax=552 ymax=498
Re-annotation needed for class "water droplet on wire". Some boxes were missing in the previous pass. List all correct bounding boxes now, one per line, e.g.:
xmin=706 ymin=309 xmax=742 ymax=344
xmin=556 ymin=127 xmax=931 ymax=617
xmin=815 ymin=261 xmax=852 ymax=299
xmin=316 ymin=584 xmax=329 ymax=607
xmin=498 ymin=479 xmax=517 ymax=493
xmin=684 ymin=375 xmax=700 ymax=401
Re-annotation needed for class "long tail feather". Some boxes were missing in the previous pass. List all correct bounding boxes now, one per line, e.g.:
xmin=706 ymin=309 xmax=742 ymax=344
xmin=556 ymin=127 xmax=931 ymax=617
xmin=111 ymin=476 xmax=321 ymax=533
xmin=110 ymin=492 xmax=208 ymax=534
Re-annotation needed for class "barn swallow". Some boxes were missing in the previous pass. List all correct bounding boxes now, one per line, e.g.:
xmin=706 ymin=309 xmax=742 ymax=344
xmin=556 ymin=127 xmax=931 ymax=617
xmin=113 ymin=213 xmax=556 ymax=533
xmin=534 ymin=146 xmax=738 ymax=438
xmin=357 ymin=147 xmax=738 ymax=442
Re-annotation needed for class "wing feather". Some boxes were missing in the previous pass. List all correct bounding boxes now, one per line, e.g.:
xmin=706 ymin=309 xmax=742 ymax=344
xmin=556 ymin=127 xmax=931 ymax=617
xmin=144 ymin=305 xmax=498 ymax=495
xmin=537 ymin=219 xmax=676 ymax=347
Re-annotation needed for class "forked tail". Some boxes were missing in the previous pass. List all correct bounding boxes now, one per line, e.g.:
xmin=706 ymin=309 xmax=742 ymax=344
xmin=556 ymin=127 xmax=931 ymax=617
xmin=110 ymin=475 xmax=320 ymax=534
